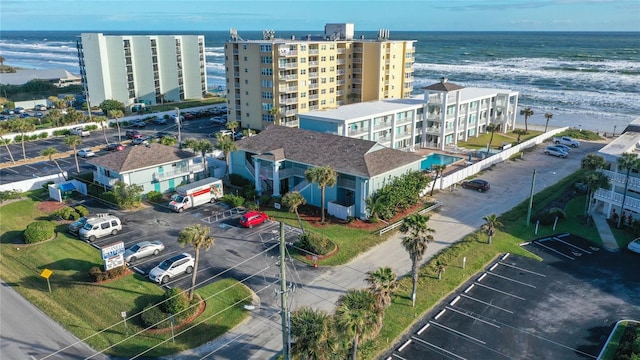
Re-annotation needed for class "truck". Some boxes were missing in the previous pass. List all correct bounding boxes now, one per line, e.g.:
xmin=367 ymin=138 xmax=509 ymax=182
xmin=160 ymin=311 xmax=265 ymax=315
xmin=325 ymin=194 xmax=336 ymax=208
xmin=70 ymin=127 xmax=90 ymax=137
xmin=169 ymin=177 xmax=223 ymax=213
xmin=553 ymin=136 xmax=580 ymax=148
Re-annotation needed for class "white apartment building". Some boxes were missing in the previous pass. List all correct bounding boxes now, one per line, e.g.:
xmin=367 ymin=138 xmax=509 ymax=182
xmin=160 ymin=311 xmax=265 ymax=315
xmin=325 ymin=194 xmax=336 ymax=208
xmin=78 ymin=33 xmax=207 ymax=106
xmin=224 ymin=23 xmax=416 ymax=131
xmin=298 ymin=78 xmax=519 ymax=151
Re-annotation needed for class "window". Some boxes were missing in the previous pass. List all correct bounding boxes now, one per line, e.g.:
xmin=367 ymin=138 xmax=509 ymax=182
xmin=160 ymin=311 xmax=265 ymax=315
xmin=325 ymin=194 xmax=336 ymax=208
xmin=300 ymin=92 xmax=307 ymax=98
xmin=244 ymin=56 xmax=247 ymax=61
xmin=321 ymin=100 xmax=326 ymax=105
xmin=300 ymin=57 xmax=306 ymax=63
xmin=321 ymin=78 xmax=327 ymax=84
xmin=300 ymin=69 xmax=306 ymax=75
xmin=261 ymin=80 xmax=273 ymax=87
xmin=260 ymin=44 xmax=272 ymax=52
xmin=261 ymin=56 xmax=273 ymax=64
xmin=321 ymin=89 xmax=326 ymax=94
xmin=101 ymin=222 xmax=110 ymax=230
xmin=261 ymin=68 xmax=273 ymax=76
xmin=262 ymin=92 xmax=273 ymax=99
xmin=321 ymin=45 xmax=326 ymax=50
xmin=329 ymin=56 xmax=335 ymax=61
xmin=244 ymin=68 xmax=248 ymax=73
xmin=111 ymin=220 xmax=118 ymax=226
xmin=329 ymin=66 xmax=335 ymax=72
xmin=300 ymin=45 xmax=306 ymax=51
xmin=329 ymin=77 xmax=334 ymax=83
xmin=243 ymin=44 xmax=247 ymax=50
xmin=321 ymin=56 xmax=326 ymax=62
xmin=321 ymin=68 xmax=326 ymax=73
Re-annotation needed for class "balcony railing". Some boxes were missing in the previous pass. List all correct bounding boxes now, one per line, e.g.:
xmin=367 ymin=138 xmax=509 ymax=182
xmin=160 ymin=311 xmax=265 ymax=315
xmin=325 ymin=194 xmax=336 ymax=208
xmin=153 ymin=164 xmax=204 ymax=181
xmin=348 ymin=127 xmax=370 ymax=137
xmin=93 ymin=172 xmax=119 ymax=187
xmin=594 ymin=188 xmax=640 ymax=212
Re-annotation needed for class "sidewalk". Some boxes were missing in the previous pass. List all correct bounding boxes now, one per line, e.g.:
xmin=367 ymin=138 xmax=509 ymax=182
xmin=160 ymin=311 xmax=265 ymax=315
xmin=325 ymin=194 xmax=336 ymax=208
xmin=167 ymin=141 xmax=606 ymax=360
xmin=591 ymin=213 xmax=620 ymax=251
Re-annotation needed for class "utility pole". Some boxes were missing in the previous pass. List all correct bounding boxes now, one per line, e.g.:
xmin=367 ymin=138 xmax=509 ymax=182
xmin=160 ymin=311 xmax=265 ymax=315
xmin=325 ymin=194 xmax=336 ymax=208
xmin=279 ymin=221 xmax=290 ymax=360
xmin=175 ymin=107 xmax=181 ymax=146
xmin=526 ymin=169 xmax=536 ymax=227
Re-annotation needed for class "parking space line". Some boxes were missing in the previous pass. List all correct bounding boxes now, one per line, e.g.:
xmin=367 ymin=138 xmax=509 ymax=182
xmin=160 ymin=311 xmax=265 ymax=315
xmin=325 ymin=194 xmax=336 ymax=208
xmin=416 ymin=323 xmax=430 ymax=335
xmin=434 ymin=309 xmax=447 ymax=320
xmin=473 ymin=282 xmax=526 ymax=300
xmin=459 ymin=294 xmax=514 ymax=314
xmin=485 ymin=271 xmax=537 ymax=288
xmin=497 ymin=262 xmax=547 ymax=277
xmin=533 ymin=240 xmax=575 ymax=260
xmin=397 ymin=339 xmax=412 ymax=352
xmin=3 ymin=167 xmax=18 ymax=174
xmin=409 ymin=336 xmax=467 ymax=360
xmin=444 ymin=306 xmax=501 ymax=328
xmin=428 ymin=321 xmax=486 ymax=345
xmin=552 ymin=237 xmax=592 ymax=254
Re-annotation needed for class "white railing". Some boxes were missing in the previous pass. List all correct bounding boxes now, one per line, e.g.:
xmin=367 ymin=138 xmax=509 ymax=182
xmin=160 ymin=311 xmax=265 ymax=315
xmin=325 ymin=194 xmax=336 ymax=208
xmin=328 ymin=202 xmax=354 ymax=220
xmin=93 ymin=172 xmax=119 ymax=187
xmin=594 ymin=188 xmax=640 ymax=212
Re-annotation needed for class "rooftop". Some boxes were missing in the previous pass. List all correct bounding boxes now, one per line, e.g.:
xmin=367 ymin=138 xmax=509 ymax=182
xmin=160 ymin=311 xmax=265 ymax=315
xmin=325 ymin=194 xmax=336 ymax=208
xmin=301 ymin=97 xmax=424 ymax=122
xmin=88 ymin=143 xmax=197 ymax=172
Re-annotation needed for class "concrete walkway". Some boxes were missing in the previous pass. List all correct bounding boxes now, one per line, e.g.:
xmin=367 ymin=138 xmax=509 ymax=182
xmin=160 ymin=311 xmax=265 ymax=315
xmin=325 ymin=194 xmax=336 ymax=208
xmin=592 ymin=212 xmax=621 ymax=251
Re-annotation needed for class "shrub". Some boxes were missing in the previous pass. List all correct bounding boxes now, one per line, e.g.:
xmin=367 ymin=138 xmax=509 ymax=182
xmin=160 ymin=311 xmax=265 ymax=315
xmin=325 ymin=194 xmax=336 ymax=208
xmin=534 ymin=207 xmax=567 ymax=225
xmin=74 ymin=205 xmax=89 ymax=217
xmin=0 ymin=189 xmax=22 ymax=203
xmin=84 ymin=124 xmax=98 ymax=131
xmin=88 ymin=265 xmax=127 ymax=282
xmin=298 ymin=232 xmax=335 ymax=255
xmin=221 ymin=194 xmax=245 ymax=208
xmin=53 ymin=207 xmax=80 ymax=220
xmin=52 ymin=129 xmax=70 ymax=136
xmin=161 ymin=288 xmax=190 ymax=315
xmin=146 ymin=190 xmax=164 ymax=203
xmin=229 ymin=174 xmax=252 ymax=187
xmin=242 ymin=185 xmax=257 ymax=202
xmin=23 ymin=221 xmax=55 ymax=243
xmin=140 ymin=303 xmax=170 ymax=329
xmin=38 ymin=132 xmax=48 ymax=139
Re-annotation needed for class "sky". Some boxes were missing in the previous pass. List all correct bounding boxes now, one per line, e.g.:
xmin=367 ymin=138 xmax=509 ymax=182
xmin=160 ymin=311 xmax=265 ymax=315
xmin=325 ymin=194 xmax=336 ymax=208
xmin=1 ymin=0 xmax=639 ymax=32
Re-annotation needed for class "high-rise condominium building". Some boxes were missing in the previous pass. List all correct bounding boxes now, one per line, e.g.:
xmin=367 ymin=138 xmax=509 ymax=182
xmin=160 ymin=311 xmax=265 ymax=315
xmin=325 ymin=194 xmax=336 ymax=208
xmin=78 ymin=33 xmax=207 ymax=107
xmin=224 ymin=23 xmax=415 ymax=130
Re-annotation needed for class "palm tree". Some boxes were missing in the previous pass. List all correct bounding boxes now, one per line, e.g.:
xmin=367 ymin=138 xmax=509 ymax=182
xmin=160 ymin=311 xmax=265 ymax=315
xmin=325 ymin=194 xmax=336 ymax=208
xmin=282 ymin=191 xmax=307 ymax=233
xmin=108 ymin=109 xmax=124 ymax=143
xmin=94 ymin=115 xmax=110 ymax=144
xmin=485 ymin=123 xmax=500 ymax=155
xmin=616 ymin=152 xmax=640 ymax=228
xmin=520 ymin=107 xmax=534 ymax=133
xmin=290 ymin=307 xmax=335 ymax=360
xmin=544 ymin=112 xmax=553 ymax=132
xmin=365 ymin=266 xmax=398 ymax=309
xmin=581 ymin=154 xmax=607 ymax=172
xmin=583 ymin=171 xmax=610 ymax=218
xmin=334 ymin=289 xmax=382 ymax=360
xmin=481 ymin=213 xmax=502 ymax=244
xmin=214 ymin=133 xmax=238 ymax=181
xmin=430 ymin=164 xmax=446 ymax=196
xmin=9 ymin=119 xmax=35 ymax=161
xmin=226 ymin=120 xmax=239 ymax=141
xmin=177 ymin=224 xmax=215 ymax=301
xmin=192 ymin=139 xmax=213 ymax=177
xmin=513 ymin=129 xmax=527 ymax=143
xmin=364 ymin=194 xmax=385 ymax=222
xmin=305 ymin=166 xmax=337 ymax=223
xmin=0 ymin=127 xmax=15 ymax=164
xmin=40 ymin=147 xmax=67 ymax=180
xmin=47 ymin=109 xmax=63 ymax=127
xmin=400 ymin=214 xmax=435 ymax=307
xmin=65 ymin=108 xmax=85 ymax=125
xmin=63 ymin=135 xmax=82 ymax=173
xmin=269 ymin=107 xmax=282 ymax=125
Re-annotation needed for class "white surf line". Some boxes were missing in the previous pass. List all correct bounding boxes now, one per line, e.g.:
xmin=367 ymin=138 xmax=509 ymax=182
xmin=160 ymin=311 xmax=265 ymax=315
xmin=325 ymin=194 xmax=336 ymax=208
xmin=473 ymin=282 xmax=526 ymax=300
xmin=444 ymin=306 xmax=501 ymax=328
xmin=484 ymin=271 xmax=537 ymax=288
xmin=533 ymin=241 xmax=575 ymax=260
xmin=552 ymin=237 xmax=592 ymax=254
xmin=459 ymin=294 xmax=514 ymax=314
xmin=410 ymin=336 xmax=467 ymax=360
xmin=497 ymin=262 xmax=547 ymax=277
xmin=428 ymin=321 xmax=486 ymax=345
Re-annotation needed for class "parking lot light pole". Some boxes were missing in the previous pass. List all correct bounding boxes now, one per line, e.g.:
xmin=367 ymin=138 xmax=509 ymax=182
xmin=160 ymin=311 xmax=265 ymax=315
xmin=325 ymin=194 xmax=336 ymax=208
xmin=526 ymin=169 xmax=536 ymax=227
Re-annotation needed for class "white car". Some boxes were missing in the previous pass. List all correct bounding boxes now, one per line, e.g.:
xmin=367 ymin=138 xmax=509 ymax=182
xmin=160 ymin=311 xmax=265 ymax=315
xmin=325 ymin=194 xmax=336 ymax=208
xmin=123 ymin=241 xmax=165 ymax=262
xmin=544 ymin=146 xmax=568 ymax=158
xmin=77 ymin=148 xmax=96 ymax=158
xmin=218 ymin=129 xmax=233 ymax=138
xmin=148 ymin=253 xmax=195 ymax=284
xmin=628 ymin=238 xmax=640 ymax=254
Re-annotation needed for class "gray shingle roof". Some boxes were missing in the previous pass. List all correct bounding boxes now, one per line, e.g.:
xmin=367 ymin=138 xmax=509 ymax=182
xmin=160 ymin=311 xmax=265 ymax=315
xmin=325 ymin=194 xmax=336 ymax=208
xmin=0 ymin=69 xmax=81 ymax=86
xmin=422 ymin=79 xmax=465 ymax=92
xmin=236 ymin=125 xmax=423 ymax=178
xmin=88 ymin=143 xmax=197 ymax=172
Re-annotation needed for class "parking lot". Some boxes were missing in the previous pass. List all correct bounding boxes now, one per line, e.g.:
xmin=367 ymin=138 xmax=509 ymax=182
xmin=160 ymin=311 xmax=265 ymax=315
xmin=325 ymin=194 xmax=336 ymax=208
xmin=386 ymin=234 xmax=640 ymax=360
xmin=69 ymin=196 xmax=316 ymax=302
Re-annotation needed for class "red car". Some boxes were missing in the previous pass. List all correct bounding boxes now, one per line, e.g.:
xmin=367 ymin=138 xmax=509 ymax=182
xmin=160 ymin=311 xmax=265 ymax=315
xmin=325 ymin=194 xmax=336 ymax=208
xmin=239 ymin=211 xmax=269 ymax=228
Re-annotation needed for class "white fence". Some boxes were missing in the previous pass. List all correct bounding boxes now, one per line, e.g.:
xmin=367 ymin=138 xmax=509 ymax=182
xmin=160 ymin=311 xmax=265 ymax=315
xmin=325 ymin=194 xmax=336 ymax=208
xmin=432 ymin=127 xmax=568 ymax=191
xmin=0 ymin=172 xmax=68 ymax=193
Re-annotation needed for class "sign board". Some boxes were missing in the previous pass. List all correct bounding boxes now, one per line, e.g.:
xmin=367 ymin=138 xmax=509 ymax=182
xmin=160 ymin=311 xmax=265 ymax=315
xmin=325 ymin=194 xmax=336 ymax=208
xmin=40 ymin=268 xmax=53 ymax=279
xmin=101 ymin=241 xmax=125 ymax=260
xmin=104 ymin=254 xmax=125 ymax=271
xmin=274 ymin=203 xmax=281 ymax=210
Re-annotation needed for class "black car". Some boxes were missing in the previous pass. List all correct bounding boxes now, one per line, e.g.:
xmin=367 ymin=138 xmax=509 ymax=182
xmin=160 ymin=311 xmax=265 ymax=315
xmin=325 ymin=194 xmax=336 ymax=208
xmin=105 ymin=143 xmax=125 ymax=151
xmin=126 ymin=130 xmax=142 ymax=139
xmin=461 ymin=179 xmax=490 ymax=192
xmin=156 ymin=131 xmax=176 ymax=139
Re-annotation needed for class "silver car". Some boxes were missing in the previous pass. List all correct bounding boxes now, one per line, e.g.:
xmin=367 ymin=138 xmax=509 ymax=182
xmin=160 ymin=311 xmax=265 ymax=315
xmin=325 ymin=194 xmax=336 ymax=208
xmin=544 ymin=146 xmax=568 ymax=158
xmin=123 ymin=241 xmax=165 ymax=262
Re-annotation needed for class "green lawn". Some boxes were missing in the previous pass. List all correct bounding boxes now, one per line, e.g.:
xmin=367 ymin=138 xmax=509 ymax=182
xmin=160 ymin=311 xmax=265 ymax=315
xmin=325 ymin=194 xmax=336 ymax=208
xmin=457 ymin=130 xmax=543 ymax=150
xmin=0 ymin=195 xmax=252 ymax=358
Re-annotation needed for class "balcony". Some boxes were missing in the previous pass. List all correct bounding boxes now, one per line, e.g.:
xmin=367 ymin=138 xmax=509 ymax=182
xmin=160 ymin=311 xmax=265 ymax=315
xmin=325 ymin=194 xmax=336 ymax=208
xmin=93 ymin=172 xmax=119 ymax=187
xmin=279 ymin=74 xmax=298 ymax=81
xmin=373 ymin=122 xmax=392 ymax=131
xmin=337 ymin=177 xmax=356 ymax=190
xmin=280 ymin=97 xmax=298 ymax=105
xmin=594 ymin=188 xmax=640 ymax=213
xmin=153 ymin=164 xmax=204 ymax=181
xmin=348 ymin=127 xmax=369 ymax=137
xmin=279 ymin=85 xmax=298 ymax=93
xmin=279 ymin=62 xmax=298 ymax=69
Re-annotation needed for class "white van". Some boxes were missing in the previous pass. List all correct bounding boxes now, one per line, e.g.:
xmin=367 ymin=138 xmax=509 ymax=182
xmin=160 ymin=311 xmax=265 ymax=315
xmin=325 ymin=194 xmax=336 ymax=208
xmin=79 ymin=215 xmax=122 ymax=242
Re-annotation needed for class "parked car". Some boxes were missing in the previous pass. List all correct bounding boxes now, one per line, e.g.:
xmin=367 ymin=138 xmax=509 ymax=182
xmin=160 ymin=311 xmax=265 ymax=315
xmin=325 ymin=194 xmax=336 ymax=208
xmin=131 ymin=136 xmax=151 ymax=146
xmin=77 ymin=148 xmax=96 ymax=158
xmin=67 ymin=216 xmax=89 ymax=235
xmin=34 ymin=112 xmax=44 ymax=117
xmin=79 ymin=214 xmax=122 ymax=242
xmin=628 ymin=238 xmax=640 ymax=254
xmin=152 ymin=117 xmax=167 ymax=125
xmin=461 ymin=179 xmax=490 ymax=192
xmin=148 ymin=253 xmax=195 ymax=284
xmin=106 ymin=143 xmax=125 ymax=151
xmin=553 ymin=143 xmax=571 ymax=153
xmin=156 ymin=131 xmax=176 ymax=139
xmin=70 ymin=127 xmax=90 ymax=137
xmin=553 ymin=136 xmax=580 ymax=148
xmin=218 ymin=129 xmax=233 ymax=138
xmin=210 ymin=117 xmax=226 ymax=124
xmin=35 ymin=104 xmax=47 ymax=111
xmin=239 ymin=211 xmax=269 ymax=228
xmin=544 ymin=146 xmax=568 ymax=158
xmin=126 ymin=130 xmax=142 ymax=139
xmin=19 ymin=113 xmax=31 ymax=118
xmin=130 ymin=120 xmax=146 ymax=128
xmin=14 ymin=107 xmax=25 ymax=114
xmin=123 ymin=241 xmax=165 ymax=263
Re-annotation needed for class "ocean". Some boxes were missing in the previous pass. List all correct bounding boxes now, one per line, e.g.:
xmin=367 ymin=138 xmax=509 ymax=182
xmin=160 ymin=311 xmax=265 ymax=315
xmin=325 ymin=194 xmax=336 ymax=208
xmin=1 ymin=30 xmax=638 ymax=133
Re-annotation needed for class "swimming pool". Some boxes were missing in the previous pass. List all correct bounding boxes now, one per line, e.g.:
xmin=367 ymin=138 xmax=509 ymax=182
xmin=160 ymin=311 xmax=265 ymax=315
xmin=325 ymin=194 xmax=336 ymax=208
xmin=420 ymin=153 xmax=464 ymax=171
